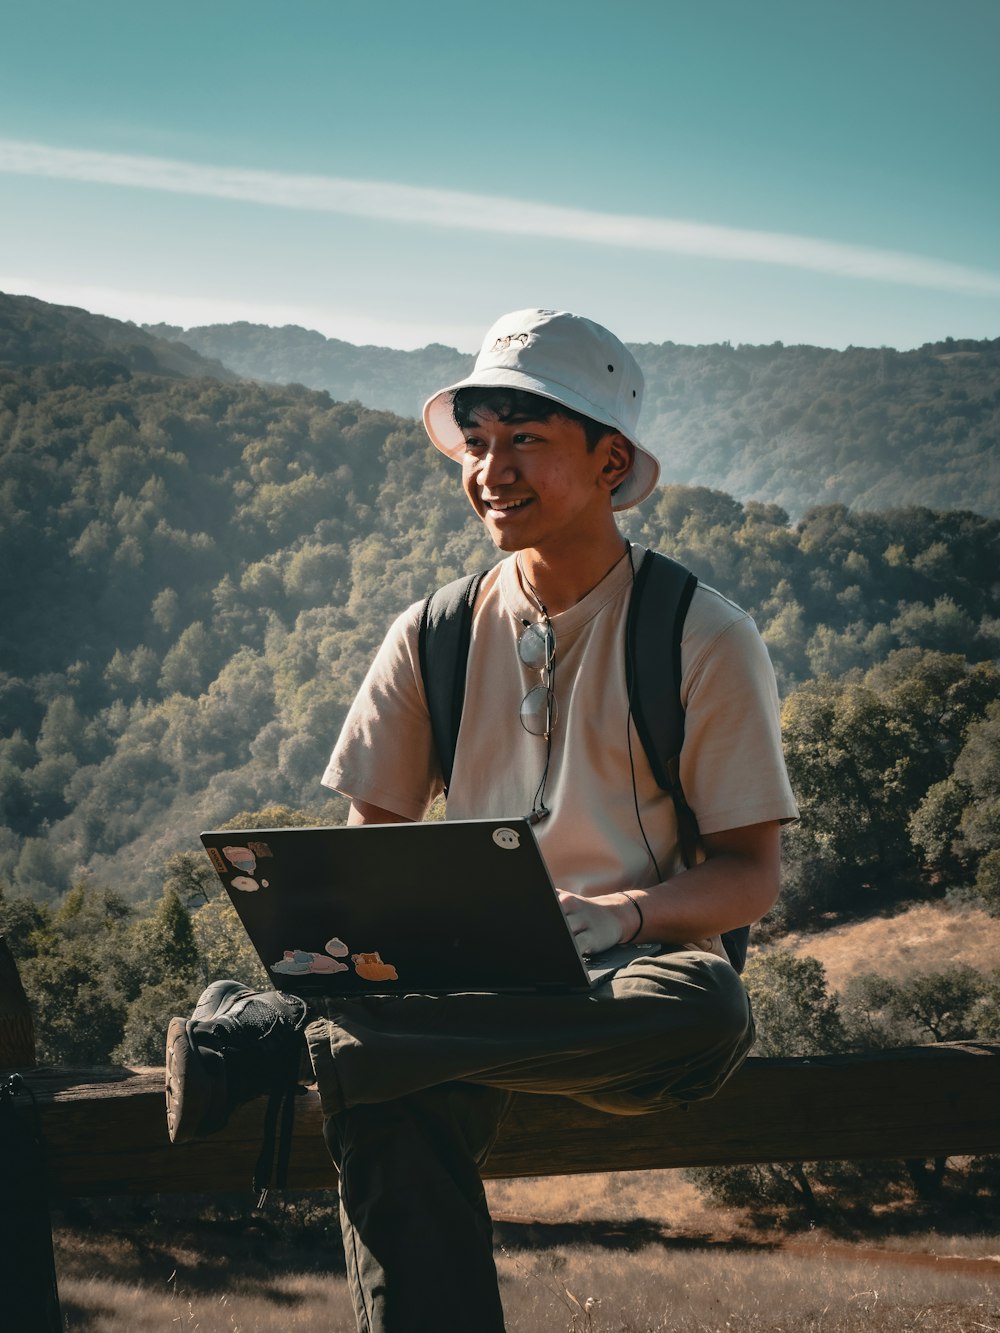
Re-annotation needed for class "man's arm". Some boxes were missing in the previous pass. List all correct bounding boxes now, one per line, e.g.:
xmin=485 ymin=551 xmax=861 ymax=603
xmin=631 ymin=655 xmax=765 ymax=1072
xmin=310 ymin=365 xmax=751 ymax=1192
xmin=347 ymin=799 xmax=413 ymax=826
xmin=559 ymin=819 xmax=781 ymax=957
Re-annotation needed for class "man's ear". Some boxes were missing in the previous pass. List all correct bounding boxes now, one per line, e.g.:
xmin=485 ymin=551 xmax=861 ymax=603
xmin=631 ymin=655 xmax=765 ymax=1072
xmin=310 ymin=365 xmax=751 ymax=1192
xmin=599 ymin=434 xmax=634 ymax=494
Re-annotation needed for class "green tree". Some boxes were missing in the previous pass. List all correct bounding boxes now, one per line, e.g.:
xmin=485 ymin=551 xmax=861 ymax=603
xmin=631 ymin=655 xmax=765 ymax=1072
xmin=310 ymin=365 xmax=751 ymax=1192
xmin=742 ymin=949 xmax=846 ymax=1057
xmin=779 ymin=654 xmax=1000 ymax=927
xmin=954 ymin=701 xmax=1000 ymax=859
xmin=158 ymin=621 xmax=217 ymax=696
xmin=19 ymin=883 xmax=134 ymax=1062
xmin=909 ymin=698 xmax=1000 ymax=884
xmin=972 ymin=849 xmax=1000 ymax=915
xmin=191 ymin=896 xmax=268 ymax=988
xmin=0 ymin=882 xmax=49 ymax=959
xmin=841 ymin=966 xmax=989 ymax=1045
xmin=114 ymin=975 xmax=201 ymax=1065
xmin=685 ymin=950 xmax=845 ymax=1221
xmin=126 ymin=888 xmax=200 ymax=990
xmin=162 ymin=850 xmax=218 ymax=908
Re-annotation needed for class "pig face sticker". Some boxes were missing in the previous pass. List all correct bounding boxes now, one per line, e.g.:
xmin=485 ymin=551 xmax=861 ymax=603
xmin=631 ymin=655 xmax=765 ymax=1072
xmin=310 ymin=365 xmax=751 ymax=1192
xmin=223 ymin=846 xmax=256 ymax=875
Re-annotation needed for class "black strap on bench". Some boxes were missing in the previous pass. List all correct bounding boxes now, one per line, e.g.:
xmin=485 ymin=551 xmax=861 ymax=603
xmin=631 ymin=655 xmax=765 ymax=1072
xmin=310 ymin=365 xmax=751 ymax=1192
xmin=0 ymin=1073 xmax=63 ymax=1331
xmin=417 ymin=569 xmax=487 ymax=794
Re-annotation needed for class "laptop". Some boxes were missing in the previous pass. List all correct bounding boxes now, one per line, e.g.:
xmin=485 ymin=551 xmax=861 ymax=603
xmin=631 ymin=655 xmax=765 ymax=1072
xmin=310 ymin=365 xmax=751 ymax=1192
xmin=200 ymin=817 xmax=658 ymax=996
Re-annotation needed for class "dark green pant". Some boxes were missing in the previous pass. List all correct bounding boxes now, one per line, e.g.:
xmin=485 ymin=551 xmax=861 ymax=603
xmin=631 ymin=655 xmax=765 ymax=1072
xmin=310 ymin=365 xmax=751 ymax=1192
xmin=307 ymin=949 xmax=754 ymax=1333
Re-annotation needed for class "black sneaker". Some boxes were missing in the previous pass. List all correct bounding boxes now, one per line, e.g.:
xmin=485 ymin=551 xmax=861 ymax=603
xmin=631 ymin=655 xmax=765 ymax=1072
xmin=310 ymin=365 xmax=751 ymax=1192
xmin=165 ymin=980 xmax=309 ymax=1146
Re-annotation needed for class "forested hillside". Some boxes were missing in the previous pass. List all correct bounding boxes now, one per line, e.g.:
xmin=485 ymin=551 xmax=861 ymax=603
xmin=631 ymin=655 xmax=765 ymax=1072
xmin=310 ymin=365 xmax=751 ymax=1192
xmin=1 ymin=293 xmax=998 ymax=930
xmin=148 ymin=316 xmax=1000 ymax=518
xmin=2 ymin=292 xmax=1000 ymax=1096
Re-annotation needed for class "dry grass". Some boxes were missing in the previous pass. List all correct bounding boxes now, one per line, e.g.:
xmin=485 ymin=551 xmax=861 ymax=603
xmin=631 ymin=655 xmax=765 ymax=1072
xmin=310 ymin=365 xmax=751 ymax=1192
xmin=494 ymin=1244 xmax=1000 ymax=1331
xmin=486 ymin=1170 xmax=735 ymax=1233
xmin=779 ymin=901 xmax=998 ymax=990
xmin=55 ymin=1241 xmax=1000 ymax=1332
xmin=59 ymin=1269 xmax=356 ymax=1332
xmin=52 ymin=1175 xmax=1000 ymax=1332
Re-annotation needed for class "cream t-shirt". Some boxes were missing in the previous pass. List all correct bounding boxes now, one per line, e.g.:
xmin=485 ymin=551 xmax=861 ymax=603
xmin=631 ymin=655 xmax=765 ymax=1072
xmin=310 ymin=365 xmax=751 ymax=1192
xmin=322 ymin=544 xmax=798 ymax=944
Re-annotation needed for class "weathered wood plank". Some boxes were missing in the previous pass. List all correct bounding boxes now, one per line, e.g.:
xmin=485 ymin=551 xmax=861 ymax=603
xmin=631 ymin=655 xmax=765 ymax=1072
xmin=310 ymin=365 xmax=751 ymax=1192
xmin=489 ymin=1042 xmax=999 ymax=1177
xmin=4 ymin=1042 xmax=997 ymax=1197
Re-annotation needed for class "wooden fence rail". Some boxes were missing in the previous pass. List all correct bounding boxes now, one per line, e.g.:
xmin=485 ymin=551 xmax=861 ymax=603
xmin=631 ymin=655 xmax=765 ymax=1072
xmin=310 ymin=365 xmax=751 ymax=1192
xmin=6 ymin=1040 xmax=999 ymax=1197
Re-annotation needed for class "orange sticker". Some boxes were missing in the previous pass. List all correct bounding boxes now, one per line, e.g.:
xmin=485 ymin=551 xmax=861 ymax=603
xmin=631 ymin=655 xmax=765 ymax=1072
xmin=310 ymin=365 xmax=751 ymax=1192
xmin=352 ymin=951 xmax=399 ymax=982
xmin=206 ymin=847 xmax=226 ymax=874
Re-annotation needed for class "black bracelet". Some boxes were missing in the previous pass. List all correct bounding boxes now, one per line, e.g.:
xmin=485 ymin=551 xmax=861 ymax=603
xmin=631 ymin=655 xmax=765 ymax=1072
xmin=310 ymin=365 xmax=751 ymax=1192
xmin=620 ymin=891 xmax=643 ymax=945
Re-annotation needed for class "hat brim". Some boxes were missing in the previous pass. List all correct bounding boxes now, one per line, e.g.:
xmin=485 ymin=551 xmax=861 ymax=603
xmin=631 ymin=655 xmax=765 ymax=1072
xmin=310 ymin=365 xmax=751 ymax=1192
xmin=422 ymin=368 xmax=660 ymax=512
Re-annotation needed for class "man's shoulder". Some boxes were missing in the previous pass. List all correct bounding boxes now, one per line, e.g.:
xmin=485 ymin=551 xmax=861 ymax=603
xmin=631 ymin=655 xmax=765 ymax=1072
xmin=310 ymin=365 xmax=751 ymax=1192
xmin=686 ymin=580 xmax=752 ymax=636
xmin=422 ymin=562 xmax=506 ymax=613
xmin=635 ymin=548 xmax=750 ymax=640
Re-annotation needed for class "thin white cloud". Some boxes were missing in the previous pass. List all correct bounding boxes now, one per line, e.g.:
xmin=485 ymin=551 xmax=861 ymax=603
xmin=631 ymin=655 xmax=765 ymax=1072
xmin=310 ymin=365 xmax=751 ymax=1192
xmin=2 ymin=137 xmax=999 ymax=297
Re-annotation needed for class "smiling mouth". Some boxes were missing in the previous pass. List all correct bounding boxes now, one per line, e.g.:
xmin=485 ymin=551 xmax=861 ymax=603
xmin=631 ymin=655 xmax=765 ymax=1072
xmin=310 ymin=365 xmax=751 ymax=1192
xmin=484 ymin=497 xmax=532 ymax=512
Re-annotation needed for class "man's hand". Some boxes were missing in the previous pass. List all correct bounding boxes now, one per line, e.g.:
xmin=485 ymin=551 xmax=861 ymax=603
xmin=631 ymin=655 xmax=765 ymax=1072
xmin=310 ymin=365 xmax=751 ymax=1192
xmin=557 ymin=890 xmax=636 ymax=957
xmin=557 ymin=821 xmax=782 ymax=956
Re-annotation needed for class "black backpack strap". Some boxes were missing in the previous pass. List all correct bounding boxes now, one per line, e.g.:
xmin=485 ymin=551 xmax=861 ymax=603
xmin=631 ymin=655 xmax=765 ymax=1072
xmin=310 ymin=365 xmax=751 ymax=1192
xmin=626 ymin=551 xmax=751 ymax=973
xmin=417 ymin=571 xmax=486 ymax=794
xmin=625 ymin=549 xmax=697 ymax=792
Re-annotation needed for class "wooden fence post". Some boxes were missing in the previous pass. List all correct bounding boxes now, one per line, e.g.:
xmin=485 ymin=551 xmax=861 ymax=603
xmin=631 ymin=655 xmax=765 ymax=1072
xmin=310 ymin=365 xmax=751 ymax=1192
xmin=0 ymin=936 xmax=64 ymax=1332
xmin=0 ymin=933 xmax=36 ymax=1068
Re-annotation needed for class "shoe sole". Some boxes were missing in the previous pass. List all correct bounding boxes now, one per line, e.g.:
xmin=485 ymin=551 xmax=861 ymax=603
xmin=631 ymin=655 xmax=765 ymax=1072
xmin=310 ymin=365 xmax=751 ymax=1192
xmin=165 ymin=1016 xmax=225 ymax=1144
xmin=166 ymin=980 xmax=253 ymax=1143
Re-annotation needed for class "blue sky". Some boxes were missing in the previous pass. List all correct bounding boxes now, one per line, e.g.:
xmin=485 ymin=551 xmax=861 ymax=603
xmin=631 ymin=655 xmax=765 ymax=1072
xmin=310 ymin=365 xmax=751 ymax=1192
xmin=1 ymin=0 xmax=997 ymax=350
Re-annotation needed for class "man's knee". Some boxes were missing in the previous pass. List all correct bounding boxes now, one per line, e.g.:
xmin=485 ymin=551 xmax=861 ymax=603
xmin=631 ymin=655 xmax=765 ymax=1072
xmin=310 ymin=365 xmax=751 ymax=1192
xmin=691 ymin=952 xmax=753 ymax=1047
xmin=616 ymin=948 xmax=751 ymax=1044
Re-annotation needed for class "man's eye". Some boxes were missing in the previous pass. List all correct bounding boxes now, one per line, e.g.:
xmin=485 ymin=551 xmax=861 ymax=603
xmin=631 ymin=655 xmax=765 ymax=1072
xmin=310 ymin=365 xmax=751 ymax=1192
xmin=512 ymin=432 xmax=539 ymax=446
xmin=463 ymin=438 xmax=485 ymax=452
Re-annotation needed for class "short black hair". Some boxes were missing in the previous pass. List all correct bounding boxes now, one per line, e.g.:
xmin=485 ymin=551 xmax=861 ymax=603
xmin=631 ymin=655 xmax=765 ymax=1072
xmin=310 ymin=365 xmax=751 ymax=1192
xmin=451 ymin=386 xmax=611 ymax=451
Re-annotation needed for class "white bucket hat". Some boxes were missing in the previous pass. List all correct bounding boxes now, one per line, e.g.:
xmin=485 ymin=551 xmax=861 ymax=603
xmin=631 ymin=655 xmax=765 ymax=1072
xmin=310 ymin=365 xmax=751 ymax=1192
xmin=422 ymin=308 xmax=660 ymax=511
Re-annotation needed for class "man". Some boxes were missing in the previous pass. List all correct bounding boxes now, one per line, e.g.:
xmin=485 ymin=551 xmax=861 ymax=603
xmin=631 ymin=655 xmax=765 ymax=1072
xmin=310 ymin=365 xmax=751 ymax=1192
xmin=167 ymin=308 xmax=798 ymax=1333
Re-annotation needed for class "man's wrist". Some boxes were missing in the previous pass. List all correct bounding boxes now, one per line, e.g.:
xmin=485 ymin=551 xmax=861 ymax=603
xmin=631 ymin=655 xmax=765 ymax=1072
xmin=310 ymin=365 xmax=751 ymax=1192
xmin=618 ymin=890 xmax=644 ymax=944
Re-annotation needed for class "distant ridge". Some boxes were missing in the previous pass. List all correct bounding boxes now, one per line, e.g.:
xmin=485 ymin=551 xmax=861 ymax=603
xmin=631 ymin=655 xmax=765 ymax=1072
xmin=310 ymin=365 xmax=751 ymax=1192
xmin=0 ymin=292 xmax=238 ymax=382
xmin=149 ymin=316 xmax=1000 ymax=518
xmin=145 ymin=319 xmax=469 ymax=416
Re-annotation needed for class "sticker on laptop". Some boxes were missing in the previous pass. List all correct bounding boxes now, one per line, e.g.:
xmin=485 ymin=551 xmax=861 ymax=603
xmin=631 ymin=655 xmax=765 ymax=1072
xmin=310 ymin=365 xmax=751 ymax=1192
xmin=492 ymin=827 xmax=520 ymax=850
xmin=230 ymin=875 xmax=260 ymax=893
xmin=223 ymin=845 xmax=256 ymax=875
xmin=247 ymin=841 xmax=273 ymax=858
xmin=352 ymin=951 xmax=399 ymax=982
xmin=272 ymin=947 xmax=349 ymax=976
xmin=206 ymin=847 xmax=227 ymax=874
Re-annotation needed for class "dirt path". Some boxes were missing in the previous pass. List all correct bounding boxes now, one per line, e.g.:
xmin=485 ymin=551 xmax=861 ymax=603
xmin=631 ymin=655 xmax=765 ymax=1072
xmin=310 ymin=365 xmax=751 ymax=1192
xmin=491 ymin=1214 xmax=1000 ymax=1276
xmin=782 ymin=1239 xmax=1000 ymax=1277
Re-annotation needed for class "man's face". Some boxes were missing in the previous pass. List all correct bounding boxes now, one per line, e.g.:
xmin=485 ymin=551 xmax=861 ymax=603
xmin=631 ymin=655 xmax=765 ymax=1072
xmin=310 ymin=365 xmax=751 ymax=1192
xmin=460 ymin=407 xmax=617 ymax=555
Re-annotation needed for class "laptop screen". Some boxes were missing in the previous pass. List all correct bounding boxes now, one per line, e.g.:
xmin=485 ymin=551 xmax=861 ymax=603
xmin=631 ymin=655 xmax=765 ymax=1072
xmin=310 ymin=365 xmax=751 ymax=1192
xmin=201 ymin=818 xmax=601 ymax=995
